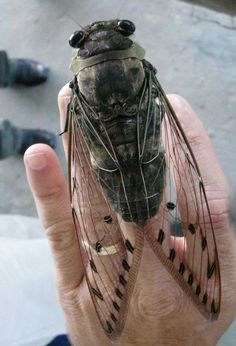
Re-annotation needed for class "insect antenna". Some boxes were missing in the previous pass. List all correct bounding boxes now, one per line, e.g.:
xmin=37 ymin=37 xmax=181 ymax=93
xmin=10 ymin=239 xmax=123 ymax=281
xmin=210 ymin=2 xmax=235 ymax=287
xmin=116 ymin=0 xmax=127 ymax=19
xmin=66 ymin=13 xmax=85 ymax=30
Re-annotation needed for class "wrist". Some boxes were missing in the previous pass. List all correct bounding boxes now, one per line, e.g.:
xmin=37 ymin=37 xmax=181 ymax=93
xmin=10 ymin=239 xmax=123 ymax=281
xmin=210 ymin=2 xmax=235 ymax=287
xmin=66 ymin=330 xmax=212 ymax=346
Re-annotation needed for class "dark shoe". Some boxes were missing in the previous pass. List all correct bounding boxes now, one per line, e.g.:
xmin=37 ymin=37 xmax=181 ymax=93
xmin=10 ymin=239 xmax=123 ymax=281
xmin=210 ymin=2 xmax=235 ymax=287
xmin=18 ymin=128 xmax=56 ymax=154
xmin=0 ymin=118 xmax=56 ymax=159
xmin=0 ymin=50 xmax=49 ymax=87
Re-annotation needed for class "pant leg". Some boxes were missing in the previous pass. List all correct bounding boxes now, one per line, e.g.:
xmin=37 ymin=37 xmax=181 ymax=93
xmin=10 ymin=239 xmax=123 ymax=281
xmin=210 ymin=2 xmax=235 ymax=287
xmin=0 ymin=214 xmax=67 ymax=346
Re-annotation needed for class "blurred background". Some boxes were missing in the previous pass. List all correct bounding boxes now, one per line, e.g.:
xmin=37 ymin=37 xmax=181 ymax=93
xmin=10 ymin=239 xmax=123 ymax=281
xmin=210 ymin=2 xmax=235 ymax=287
xmin=0 ymin=0 xmax=235 ymax=345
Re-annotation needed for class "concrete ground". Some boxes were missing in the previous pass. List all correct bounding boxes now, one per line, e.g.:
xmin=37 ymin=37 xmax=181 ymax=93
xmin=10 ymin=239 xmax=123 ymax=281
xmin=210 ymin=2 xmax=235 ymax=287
xmin=0 ymin=0 xmax=235 ymax=344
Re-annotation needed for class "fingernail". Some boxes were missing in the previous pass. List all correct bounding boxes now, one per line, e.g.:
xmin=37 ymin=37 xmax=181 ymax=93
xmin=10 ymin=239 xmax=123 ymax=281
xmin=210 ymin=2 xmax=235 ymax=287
xmin=62 ymin=96 xmax=71 ymax=109
xmin=169 ymin=95 xmax=190 ymax=113
xmin=25 ymin=153 xmax=47 ymax=171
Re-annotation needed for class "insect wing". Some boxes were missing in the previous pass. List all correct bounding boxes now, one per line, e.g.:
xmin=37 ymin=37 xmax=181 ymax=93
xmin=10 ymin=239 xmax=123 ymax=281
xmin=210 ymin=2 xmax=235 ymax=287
xmin=142 ymin=72 xmax=221 ymax=318
xmin=67 ymin=90 xmax=144 ymax=339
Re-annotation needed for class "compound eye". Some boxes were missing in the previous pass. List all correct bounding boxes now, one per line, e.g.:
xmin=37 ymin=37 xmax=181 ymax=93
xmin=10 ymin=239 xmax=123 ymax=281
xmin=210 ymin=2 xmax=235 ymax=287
xmin=117 ymin=20 xmax=135 ymax=36
xmin=69 ymin=31 xmax=85 ymax=48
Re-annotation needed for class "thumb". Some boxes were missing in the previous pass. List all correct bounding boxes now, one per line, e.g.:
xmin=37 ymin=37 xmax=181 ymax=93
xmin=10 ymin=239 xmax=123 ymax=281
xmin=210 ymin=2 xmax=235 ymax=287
xmin=24 ymin=143 xmax=84 ymax=293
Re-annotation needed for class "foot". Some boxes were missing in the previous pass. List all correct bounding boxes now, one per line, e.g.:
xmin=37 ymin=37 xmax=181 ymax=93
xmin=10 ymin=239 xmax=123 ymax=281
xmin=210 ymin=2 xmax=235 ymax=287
xmin=0 ymin=119 xmax=56 ymax=159
xmin=0 ymin=51 xmax=49 ymax=87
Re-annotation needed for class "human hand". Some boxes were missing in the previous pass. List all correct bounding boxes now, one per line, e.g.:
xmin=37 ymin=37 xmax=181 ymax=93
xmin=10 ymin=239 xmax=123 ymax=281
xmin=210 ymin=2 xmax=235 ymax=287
xmin=24 ymin=85 xmax=236 ymax=346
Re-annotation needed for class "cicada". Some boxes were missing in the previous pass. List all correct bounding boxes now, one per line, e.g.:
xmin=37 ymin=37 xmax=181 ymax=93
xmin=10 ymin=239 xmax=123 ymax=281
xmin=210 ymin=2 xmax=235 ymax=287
xmin=65 ymin=19 xmax=221 ymax=340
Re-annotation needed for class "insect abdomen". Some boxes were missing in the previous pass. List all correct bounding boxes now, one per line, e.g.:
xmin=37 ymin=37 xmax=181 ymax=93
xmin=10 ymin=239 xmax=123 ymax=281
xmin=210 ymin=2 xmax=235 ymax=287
xmin=98 ymin=153 xmax=165 ymax=225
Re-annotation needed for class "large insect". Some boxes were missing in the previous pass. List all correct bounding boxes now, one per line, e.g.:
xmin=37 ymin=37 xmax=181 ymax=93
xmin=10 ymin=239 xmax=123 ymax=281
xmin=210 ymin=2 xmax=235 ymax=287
xmin=66 ymin=19 xmax=221 ymax=340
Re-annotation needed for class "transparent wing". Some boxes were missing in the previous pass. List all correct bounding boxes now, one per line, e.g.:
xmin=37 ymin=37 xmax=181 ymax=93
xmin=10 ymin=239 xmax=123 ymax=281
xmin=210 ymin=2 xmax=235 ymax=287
xmin=67 ymin=59 xmax=221 ymax=339
xmin=142 ymin=68 xmax=221 ymax=319
xmin=67 ymin=85 xmax=144 ymax=340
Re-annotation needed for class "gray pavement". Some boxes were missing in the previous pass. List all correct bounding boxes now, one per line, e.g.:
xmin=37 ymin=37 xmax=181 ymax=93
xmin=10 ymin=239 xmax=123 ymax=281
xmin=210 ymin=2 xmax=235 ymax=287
xmin=0 ymin=0 xmax=236 ymax=344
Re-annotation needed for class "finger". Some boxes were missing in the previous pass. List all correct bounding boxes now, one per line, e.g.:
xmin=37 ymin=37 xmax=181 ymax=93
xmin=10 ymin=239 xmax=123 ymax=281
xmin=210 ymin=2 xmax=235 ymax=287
xmin=168 ymin=94 xmax=229 ymax=202
xmin=58 ymin=83 xmax=72 ymax=156
xmin=168 ymin=94 xmax=230 ymax=259
xmin=24 ymin=143 xmax=83 ymax=292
